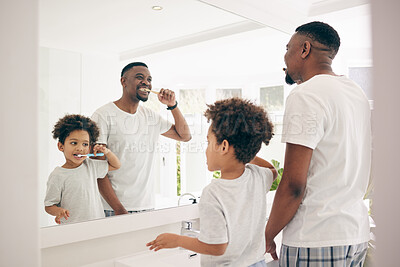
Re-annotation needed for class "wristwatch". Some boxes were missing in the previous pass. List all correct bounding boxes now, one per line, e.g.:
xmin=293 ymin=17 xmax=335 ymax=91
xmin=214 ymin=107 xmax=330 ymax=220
xmin=166 ymin=101 xmax=178 ymax=110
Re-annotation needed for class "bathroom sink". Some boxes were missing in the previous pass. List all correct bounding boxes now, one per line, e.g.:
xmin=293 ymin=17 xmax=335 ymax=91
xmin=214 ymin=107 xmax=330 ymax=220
xmin=115 ymin=248 xmax=200 ymax=267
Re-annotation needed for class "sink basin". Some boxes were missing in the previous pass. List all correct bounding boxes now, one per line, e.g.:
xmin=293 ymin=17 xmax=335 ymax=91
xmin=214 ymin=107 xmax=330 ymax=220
xmin=115 ymin=248 xmax=278 ymax=267
xmin=115 ymin=248 xmax=200 ymax=267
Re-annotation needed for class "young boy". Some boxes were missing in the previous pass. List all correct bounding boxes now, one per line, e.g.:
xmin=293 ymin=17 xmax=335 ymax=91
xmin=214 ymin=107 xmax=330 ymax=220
xmin=147 ymin=97 xmax=277 ymax=267
xmin=44 ymin=114 xmax=121 ymax=224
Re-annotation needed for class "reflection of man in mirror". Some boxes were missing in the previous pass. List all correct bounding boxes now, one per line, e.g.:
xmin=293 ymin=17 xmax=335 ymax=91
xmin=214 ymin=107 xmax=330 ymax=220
xmin=265 ymin=22 xmax=371 ymax=266
xmin=92 ymin=62 xmax=192 ymax=216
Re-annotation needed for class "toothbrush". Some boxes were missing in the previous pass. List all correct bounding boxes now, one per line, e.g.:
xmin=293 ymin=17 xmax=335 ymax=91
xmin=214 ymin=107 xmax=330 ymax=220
xmin=77 ymin=153 xmax=104 ymax=157
xmin=140 ymin=88 xmax=159 ymax=94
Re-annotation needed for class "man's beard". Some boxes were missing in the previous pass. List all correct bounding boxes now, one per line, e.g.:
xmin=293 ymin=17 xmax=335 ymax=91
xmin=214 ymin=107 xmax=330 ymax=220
xmin=136 ymin=90 xmax=149 ymax=102
xmin=285 ymin=73 xmax=295 ymax=85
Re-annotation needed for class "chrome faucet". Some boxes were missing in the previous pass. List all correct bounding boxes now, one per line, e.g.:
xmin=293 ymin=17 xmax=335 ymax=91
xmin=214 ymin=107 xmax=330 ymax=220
xmin=181 ymin=220 xmax=200 ymax=238
xmin=178 ymin=192 xmax=198 ymax=206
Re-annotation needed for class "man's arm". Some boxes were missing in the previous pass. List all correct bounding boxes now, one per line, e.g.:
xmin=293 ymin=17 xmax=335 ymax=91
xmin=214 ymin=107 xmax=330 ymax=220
xmin=157 ymin=88 xmax=191 ymax=142
xmin=147 ymin=233 xmax=228 ymax=256
xmin=265 ymin=143 xmax=312 ymax=259
xmin=161 ymin=106 xmax=192 ymax=142
xmin=97 ymin=175 xmax=128 ymax=215
xmin=249 ymin=156 xmax=278 ymax=180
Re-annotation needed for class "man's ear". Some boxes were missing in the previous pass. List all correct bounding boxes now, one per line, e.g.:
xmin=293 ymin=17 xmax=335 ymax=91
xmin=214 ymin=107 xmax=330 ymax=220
xmin=301 ymin=41 xmax=311 ymax=58
xmin=120 ymin=76 xmax=127 ymax=88
xmin=57 ymin=142 xmax=64 ymax=152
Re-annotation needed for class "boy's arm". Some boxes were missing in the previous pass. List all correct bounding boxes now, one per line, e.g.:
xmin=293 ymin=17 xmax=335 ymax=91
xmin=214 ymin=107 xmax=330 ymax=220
xmin=104 ymin=150 xmax=120 ymax=171
xmin=249 ymin=156 xmax=278 ymax=180
xmin=93 ymin=144 xmax=121 ymax=171
xmin=45 ymin=205 xmax=69 ymax=224
xmin=147 ymin=233 xmax=227 ymax=256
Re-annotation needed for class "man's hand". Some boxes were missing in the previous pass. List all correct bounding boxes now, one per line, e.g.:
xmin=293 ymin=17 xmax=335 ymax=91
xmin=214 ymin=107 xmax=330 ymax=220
xmin=146 ymin=233 xmax=180 ymax=251
xmin=266 ymin=238 xmax=278 ymax=260
xmin=158 ymin=88 xmax=176 ymax=107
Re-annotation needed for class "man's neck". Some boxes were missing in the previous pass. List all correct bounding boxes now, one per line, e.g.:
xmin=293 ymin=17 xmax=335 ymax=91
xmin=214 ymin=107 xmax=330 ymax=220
xmin=114 ymin=98 xmax=140 ymax=114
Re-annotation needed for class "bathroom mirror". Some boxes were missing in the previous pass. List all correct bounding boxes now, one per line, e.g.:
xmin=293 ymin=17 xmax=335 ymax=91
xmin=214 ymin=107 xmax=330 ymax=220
xmin=39 ymin=0 xmax=372 ymax=228
xmin=38 ymin=0 xmax=286 ymax=228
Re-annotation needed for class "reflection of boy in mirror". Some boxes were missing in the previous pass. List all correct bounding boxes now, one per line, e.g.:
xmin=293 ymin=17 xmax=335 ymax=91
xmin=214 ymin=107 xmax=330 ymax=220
xmin=91 ymin=62 xmax=191 ymax=216
xmin=44 ymin=114 xmax=121 ymax=224
xmin=147 ymin=97 xmax=277 ymax=267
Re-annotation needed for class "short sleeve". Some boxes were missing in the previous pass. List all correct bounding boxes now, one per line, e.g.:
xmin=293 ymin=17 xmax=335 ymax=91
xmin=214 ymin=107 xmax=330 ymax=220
xmin=87 ymin=159 xmax=109 ymax=179
xmin=44 ymin=174 xmax=62 ymax=207
xmin=91 ymin=111 xmax=109 ymax=145
xmin=150 ymin=109 xmax=172 ymax=135
xmin=198 ymin=187 xmax=229 ymax=244
xmin=281 ymin=91 xmax=326 ymax=149
xmin=246 ymin=164 xmax=274 ymax=194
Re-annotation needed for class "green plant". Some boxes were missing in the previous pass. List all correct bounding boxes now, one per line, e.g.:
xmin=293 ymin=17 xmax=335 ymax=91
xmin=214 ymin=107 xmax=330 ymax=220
xmin=213 ymin=170 xmax=221 ymax=179
xmin=270 ymin=159 xmax=283 ymax=191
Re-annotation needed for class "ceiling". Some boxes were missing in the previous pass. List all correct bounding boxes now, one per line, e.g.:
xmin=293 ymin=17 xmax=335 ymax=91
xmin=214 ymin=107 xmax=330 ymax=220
xmin=39 ymin=0 xmax=370 ymax=57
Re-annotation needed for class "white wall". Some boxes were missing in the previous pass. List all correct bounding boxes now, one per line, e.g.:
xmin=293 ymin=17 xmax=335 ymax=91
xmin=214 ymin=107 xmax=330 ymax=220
xmin=371 ymin=0 xmax=400 ymax=266
xmin=0 ymin=0 xmax=39 ymax=266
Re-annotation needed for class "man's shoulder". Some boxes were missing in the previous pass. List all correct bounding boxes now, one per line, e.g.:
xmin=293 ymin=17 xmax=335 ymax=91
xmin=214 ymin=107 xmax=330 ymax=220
xmin=94 ymin=102 xmax=115 ymax=114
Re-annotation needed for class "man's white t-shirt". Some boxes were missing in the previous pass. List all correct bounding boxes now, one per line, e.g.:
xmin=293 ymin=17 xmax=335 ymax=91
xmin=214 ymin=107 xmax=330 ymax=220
xmin=198 ymin=164 xmax=274 ymax=267
xmin=281 ymin=74 xmax=371 ymax=247
xmin=92 ymin=102 xmax=172 ymax=211
xmin=44 ymin=159 xmax=108 ymax=224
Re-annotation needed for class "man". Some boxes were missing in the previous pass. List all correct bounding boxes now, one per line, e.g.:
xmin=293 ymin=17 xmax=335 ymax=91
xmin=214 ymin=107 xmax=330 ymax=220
xmin=265 ymin=21 xmax=371 ymax=266
xmin=92 ymin=62 xmax=191 ymax=216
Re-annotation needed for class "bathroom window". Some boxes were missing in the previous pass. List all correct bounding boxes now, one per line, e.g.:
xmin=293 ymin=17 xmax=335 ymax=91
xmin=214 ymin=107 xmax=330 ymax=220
xmin=349 ymin=67 xmax=373 ymax=100
xmin=179 ymin=89 xmax=207 ymax=114
xmin=178 ymin=89 xmax=209 ymax=197
xmin=260 ymin=85 xmax=284 ymax=112
xmin=216 ymin=88 xmax=242 ymax=100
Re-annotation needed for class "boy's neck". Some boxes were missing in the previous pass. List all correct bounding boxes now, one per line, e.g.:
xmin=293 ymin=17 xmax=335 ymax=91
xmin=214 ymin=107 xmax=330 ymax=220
xmin=62 ymin=161 xmax=83 ymax=169
xmin=220 ymin=163 xmax=246 ymax=180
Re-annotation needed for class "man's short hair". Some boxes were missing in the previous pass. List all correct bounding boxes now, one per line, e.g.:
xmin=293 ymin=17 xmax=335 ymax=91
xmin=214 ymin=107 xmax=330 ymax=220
xmin=296 ymin=21 xmax=341 ymax=57
xmin=121 ymin=62 xmax=148 ymax=77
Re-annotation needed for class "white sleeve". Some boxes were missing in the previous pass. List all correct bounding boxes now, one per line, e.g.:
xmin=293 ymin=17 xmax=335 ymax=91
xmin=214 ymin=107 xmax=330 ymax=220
xmin=44 ymin=174 xmax=62 ymax=207
xmin=87 ymin=159 xmax=109 ymax=179
xmin=154 ymin=110 xmax=173 ymax=135
xmin=281 ymin=91 xmax=326 ymax=149
xmin=91 ymin=110 xmax=109 ymax=145
xmin=198 ymin=187 xmax=229 ymax=244
xmin=246 ymin=164 xmax=274 ymax=193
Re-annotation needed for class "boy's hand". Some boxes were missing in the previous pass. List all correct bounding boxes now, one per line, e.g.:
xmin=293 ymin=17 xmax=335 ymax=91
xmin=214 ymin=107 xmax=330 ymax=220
xmin=55 ymin=208 xmax=69 ymax=224
xmin=146 ymin=233 xmax=180 ymax=251
xmin=93 ymin=144 xmax=110 ymax=156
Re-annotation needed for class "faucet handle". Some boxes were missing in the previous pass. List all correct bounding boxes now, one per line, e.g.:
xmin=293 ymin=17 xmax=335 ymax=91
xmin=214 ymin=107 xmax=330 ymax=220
xmin=181 ymin=220 xmax=193 ymax=230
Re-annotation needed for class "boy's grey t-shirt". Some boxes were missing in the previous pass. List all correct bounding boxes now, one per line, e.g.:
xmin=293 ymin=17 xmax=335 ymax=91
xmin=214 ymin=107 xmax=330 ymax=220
xmin=198 ymin=164 xmax=274 ymax=267
xmin=44 ymin=159 xmax=108 ymax=224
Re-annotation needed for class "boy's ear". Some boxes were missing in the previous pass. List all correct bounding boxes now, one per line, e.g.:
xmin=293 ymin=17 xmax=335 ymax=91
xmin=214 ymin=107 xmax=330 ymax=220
xmin=57 ymin=142 xmax=64 ymax=152
xmin=220 ymin=140 xmax=230 ymax=154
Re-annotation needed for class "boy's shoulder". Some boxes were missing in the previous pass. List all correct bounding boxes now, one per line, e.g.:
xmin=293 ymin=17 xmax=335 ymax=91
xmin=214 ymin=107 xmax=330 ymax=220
xmin=245 ymin=163 xmax=272 ymax=176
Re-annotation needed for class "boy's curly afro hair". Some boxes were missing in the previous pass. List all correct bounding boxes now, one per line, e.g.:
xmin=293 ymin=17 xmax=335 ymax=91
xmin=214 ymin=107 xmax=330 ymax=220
xmin=52 ymin=114 xmax=100 ymax=145
xmin=204 ymin=97 xmax=274 ymax=164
